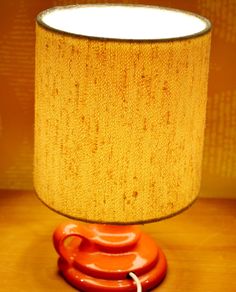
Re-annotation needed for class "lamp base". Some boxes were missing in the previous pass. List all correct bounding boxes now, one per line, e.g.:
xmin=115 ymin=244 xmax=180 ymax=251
xmin=53 ymin=223 xmax=167 ymax=291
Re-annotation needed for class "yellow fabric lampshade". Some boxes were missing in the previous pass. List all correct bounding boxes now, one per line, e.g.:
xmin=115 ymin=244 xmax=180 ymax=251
xmin=34 ymin=5 xmax=211 ymax=224
xmin=0 ymin=0 xmax=235 ymax=200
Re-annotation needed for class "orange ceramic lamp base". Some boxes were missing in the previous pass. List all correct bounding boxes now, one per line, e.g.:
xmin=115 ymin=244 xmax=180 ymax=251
xmin=53 ymin=223 xmax=167 ymax=291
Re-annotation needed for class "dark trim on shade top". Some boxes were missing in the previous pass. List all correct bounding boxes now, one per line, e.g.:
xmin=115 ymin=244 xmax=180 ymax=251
xmin=36 ymin=4 xmax=211 ymax=43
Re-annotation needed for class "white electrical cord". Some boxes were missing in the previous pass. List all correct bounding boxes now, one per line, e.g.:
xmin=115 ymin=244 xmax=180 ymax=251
xmin=129 ymin=272 xmax=142 ymax=292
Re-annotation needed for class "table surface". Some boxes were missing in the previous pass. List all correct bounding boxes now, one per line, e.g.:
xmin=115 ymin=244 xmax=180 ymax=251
xmin=0 ymin=190 xmax=235 ymax=292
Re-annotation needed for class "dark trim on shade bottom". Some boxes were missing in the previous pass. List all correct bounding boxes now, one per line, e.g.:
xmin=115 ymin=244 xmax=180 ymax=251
xmin=34 ymin=190 xmax=198 ymax=225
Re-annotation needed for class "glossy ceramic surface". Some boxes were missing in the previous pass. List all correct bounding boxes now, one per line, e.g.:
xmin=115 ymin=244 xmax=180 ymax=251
xmin=53 ymin=222 xmax=167 ymax=291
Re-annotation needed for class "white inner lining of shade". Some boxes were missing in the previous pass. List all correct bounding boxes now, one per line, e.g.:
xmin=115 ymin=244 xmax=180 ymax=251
xmin=41 ymin=5 xmax=208 ymax=40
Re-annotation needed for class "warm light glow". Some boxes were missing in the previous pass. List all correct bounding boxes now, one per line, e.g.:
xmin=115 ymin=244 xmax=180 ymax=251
xmin=41 ymin=5 xmax=209 ymax=40
xmin=35 ymin=3 xmax=211 ymax=223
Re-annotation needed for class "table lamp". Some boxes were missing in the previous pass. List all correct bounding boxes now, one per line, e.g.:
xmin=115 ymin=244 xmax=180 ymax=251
xmin=34 ymin=4 xmax=211 ymax=291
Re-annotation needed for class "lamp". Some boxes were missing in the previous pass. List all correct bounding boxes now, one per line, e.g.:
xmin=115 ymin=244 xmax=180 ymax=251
xmin=34 ymin=4 xmax=211 ymax=291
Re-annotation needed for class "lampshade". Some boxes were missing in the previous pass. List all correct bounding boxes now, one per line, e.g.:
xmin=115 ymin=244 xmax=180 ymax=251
xmin=34 ymin=4 xmax=211 ymax=224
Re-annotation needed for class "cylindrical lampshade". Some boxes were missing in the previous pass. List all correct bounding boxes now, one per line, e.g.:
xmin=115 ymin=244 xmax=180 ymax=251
xmin=34 ymin=4 xmax=211 ymax=224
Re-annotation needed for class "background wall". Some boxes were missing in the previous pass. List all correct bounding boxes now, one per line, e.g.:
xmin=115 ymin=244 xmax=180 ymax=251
xmin=0 ymin=0 xmax=235 ymax=198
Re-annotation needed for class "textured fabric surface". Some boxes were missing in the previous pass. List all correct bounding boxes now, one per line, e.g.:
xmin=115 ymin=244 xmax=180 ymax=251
xmin=0 ymin=0 xmax=83 ymax=190
xmin=0 ymin=0 xmax=235 ymax=200
xmin=34 ymin=20 xmax=211 ymax=223
xmin=143 ymin=1 xmax=236 ymax=195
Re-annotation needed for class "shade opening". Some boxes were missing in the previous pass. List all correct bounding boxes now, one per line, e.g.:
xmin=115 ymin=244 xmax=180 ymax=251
xmin=38 ymin=4 xmax=211 ymax=41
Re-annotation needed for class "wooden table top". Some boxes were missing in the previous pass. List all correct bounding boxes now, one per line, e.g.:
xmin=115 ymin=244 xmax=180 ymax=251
xmin=0 ymin=190 xmax=235 ymax=291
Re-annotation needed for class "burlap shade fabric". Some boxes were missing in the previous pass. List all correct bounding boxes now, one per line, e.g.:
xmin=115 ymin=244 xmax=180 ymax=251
xmin=34 ymin=5 xmax=211 ymax=224
xmin=1 ymin=0 xmax=235 ymax=199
